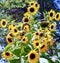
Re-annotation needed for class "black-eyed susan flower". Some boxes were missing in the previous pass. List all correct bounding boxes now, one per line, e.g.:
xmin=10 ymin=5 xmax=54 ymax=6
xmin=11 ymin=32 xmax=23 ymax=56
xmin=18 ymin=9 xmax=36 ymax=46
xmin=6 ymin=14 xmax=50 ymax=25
xmin=48 ymin=9 xmax=55 ymax=20
xmin=2 ymin=51 xmax=13 ymax=60
xmin=49 ymin=23 xmax=56 ymax=31
xmin=6 ymin=35 xmax=14 ymax=45
xmin=22 ymin=17 xmax=30 ymax=23
xmin=21 ymin=36 xmax=28 ymax=44
xmin=55 ymin=13 xmax=60 ymax=21
xmin=28 ymin=6 xmax=37 ymax=15
xmin=22 ymin=23 xmax=30 ymax=32
xmin=1 ymin=19 xmax=7 ymax=28
xmin=28 ymin=50 xmax=39 ymax=63
xmin=32 ymin=39 xmax=40 ymax=49
xmin=11 ymin=27 xmax=19 ymax=36
xmin=8 ymin=24 xmax=16 ymax=31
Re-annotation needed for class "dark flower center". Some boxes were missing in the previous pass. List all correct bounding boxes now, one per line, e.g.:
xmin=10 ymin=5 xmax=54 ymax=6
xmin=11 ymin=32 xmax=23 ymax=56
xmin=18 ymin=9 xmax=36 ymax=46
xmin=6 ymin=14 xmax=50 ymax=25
xmin=41 ymin=45 xmax=45 ymax=49
xmin=40 ymin=33 xmax=43 ymax=37
xmin=21 ymin=32 xmax=25 ymax=36
xmin=50 ymin=12 xmax=53 ymax=17
xmin=30 ymin=8 xmax=34 ymax=12
xmin=36 ymin=42 xmax=39 ymax=46
xmin=23 ymin=38 xmax=25 ymax=41
xmin=9 ymin=33 xmax=13 ymax=37
xmin=56 ymin=14 xmax=59 ymax=18
xmin=8 ymin=38 xmax=12 ymax=42
xmin=31 ymin=3 xmax=34 ymax=5
xmin=35 ymin=4 xmax=38 ymax=7
xmin=14 ymin=29 xmax=17 ymax=32
xmin=30 ymin=53 xmax=35 ymax=59
xmin=2 ymin=21 xmax=6 ymax=25
xmin=5 ymin=52 xmax=10 ymax=56
xmin=51 ymin=25 xmax=54 ymax=29
xmin=36 ymin=33 xmax=39 ymax=35
xmin=24 ymin=18 xmax=29 ymax=22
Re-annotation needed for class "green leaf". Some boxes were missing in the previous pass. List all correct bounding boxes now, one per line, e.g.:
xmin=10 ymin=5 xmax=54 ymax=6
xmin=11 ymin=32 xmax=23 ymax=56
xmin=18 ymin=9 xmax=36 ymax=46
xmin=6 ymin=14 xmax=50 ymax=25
xmin=10 ymin=59 xmax=20 ymax=63
xmin=4 ymin=44 xmax=11 ymax=51
xmin=13 ymin=49 xmax=21 ymax=57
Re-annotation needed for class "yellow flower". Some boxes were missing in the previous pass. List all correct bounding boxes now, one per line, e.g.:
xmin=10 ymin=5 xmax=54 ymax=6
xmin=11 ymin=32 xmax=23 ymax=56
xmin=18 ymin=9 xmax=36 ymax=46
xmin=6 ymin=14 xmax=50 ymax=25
xmin=7 ymin=32 xmax=14 ymax=38
xmin=2 ymin=51 xmax=13 ymax=60
xmin=8 ymin=24 xmax=16 ymax=31
xmin=28 ymin=50 xmax=39 ymax=63
xmin=55 ymin=13 xmax=60 ymax=21
xmin=39 ymin=38 xmax=49 ymax=52
xmin=49 ymin=39 xmax=55 ymax=46
xmin=11 ymin=27 xmax=19 ymax=36
xmin=32 ymin=39 xmax=40 ymax=49
xmin=29 ymin=1 xmax=37 ymax=6
xmin=45 ymin=28 xmax=51 ymax=35
xmin=22 ymin=17 xmax=30 ymax=23
xmin=22 ymin=23 xmax=30 ymax=32
xmin=24 ymin=12 xmax=31 ymax=17
xmin=49 ymin=23 xmax=56 ymax=31
xmin=29 ymin=1 xmax=40 ymax=10
xmin=40 ymin=44 xmax=49 ymax=52
xmin=16 ymin=30 xmax=26 ymax=40
xmin=28 ymin=6 xmax=37 ymax=15
xmin=39 ymin=31 xmax=44 ymax=38
xmin=21 ymin=36 xmax=28 ymax=44
xmin=34 ymin=31 xmax=40 ymax=38
xmin=6 ymin=35 xmax=14 ymax=45
xmin=1 ymin=19 xmax=7 ymax=28
xmin=48 ymin=9 xmax=55 ymax=21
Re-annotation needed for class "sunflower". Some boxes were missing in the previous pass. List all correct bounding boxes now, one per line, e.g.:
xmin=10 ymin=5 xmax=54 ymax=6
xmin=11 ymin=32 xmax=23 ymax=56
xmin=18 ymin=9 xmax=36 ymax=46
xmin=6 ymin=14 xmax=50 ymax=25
xmin=39 ymin=31 xmax=44 ymax=38
xmin=2 ymin=51 xmax=13 ymax=60
xmin=34 ymin=31 xmax=40 ymax=38
xmin=49 ymin=39 xmax=55 ymax=46
xmin=48 ymin=9 xmax=55 ymax=21
xmin=32 ymin=39 xmax=40 ymax=49
xmin=16 ymin=30 xmax=26 ymax=40
xmin=0 ymin=19 xmax=7 ymax=28
xmin=29 ymin=1 xmax=40 ymax=10
xmin=11 ymin=27 xmax=19 ymax=36
xmin=28 ymin=6 xmax=37 ymax=15
xmin=49 ymin=23 xmax=56 ymax=31
xmin=24 ymin=12 xmax=31 ymax=17
xmin=55 ymin=13 xmax=60 ymax=21
xmin=21 ymin=36 xmax=28 ymax=44
xmin=6 ymin=35 xmax=14 ymax=45
xmin=8 ymin=24 xmax=16 ymax=31
xmin=22 ymin=23 xmax=30 ymax=32
xmin=29 ymin=1 xmax=37 ymax=6
xmin=22 ymin=17 xmax=30 ymax=23
xmin=7 ymin=32 xmax=14 ymax=38
xmin=40 ymin=43 xmax=49 ymax=52
xmin=28 ymin=50 xmax=39 ymax=63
